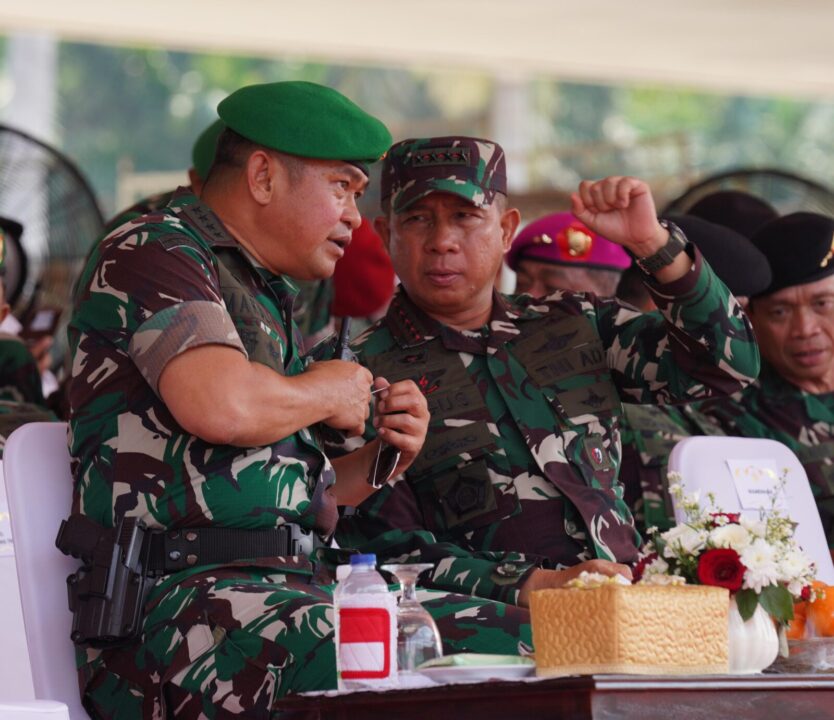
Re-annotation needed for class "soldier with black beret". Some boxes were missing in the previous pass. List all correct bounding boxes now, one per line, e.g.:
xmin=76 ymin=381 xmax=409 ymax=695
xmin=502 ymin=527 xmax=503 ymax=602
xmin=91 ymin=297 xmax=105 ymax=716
xmin=66 ymin=81 xmax=437 ymax=715
xmin=702 ymin=212 xmax=834 ymax=549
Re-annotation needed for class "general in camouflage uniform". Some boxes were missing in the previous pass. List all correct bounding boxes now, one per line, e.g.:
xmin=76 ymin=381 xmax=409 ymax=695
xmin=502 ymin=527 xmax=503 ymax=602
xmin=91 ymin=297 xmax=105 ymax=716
xmin=334 ymin=137 xmax=760 ymax=606
xmin=700 ymin=212 xmax=834 ymax=548
xmin=68 ymin=85 xmax=529 ymax=719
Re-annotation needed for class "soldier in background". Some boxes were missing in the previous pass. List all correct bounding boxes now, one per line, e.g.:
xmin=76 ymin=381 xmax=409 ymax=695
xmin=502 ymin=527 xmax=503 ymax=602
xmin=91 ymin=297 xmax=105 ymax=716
xmin=334 ymin=136 xmax=760 ymax=608
xmin=702 ymin=212 xmax=834 ymax=549
xmin=0 ymin=218 xmax=55 ymax=451
xmin=506 ymin=211 xmax=630 ymax=297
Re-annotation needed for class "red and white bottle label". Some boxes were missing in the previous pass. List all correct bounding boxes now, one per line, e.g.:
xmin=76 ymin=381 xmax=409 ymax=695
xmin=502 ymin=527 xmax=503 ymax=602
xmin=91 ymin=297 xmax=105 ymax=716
xmin=338 ymin=607 xmax=393 ymax=679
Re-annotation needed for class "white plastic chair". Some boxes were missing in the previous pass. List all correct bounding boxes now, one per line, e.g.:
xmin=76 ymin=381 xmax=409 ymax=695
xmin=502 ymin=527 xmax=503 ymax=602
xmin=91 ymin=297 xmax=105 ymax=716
xmin=668 ymin=435 xmax=834 ymax=584
xmin=0 ymin=702 xmax=69 ymax=719
xmin=3 ymin=422 xmax=87 ymax=718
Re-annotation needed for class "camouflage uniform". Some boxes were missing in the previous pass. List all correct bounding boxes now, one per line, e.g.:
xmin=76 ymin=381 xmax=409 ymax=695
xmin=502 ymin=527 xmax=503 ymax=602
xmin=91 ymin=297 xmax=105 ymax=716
xmin=0 ymin=333 xmax=45 ymax=405
xmin=69 ymin=189 xmax=528 ymax=718
xmin=335 ymin=252 xmax=759 ymax=604
xmin=618 ymin=403 xmax=725 ymax=534
xmin=0 ymin=335 xmax=55 ymax=453
xmin=700 ymin=360 xmax=834 ymax=547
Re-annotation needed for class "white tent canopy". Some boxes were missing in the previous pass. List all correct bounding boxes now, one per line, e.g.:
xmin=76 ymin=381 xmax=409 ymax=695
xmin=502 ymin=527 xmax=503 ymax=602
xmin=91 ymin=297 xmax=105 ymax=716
xmin=1 ymin=0 xmax=834 ymax=99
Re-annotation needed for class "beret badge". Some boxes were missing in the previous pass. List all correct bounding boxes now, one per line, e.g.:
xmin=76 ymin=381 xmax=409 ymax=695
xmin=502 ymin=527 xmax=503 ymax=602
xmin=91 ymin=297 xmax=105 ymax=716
xmin=560 ymin=225 xmax=594 ymax=259
xmin=820 ymin=233 xmax=834 ymax=269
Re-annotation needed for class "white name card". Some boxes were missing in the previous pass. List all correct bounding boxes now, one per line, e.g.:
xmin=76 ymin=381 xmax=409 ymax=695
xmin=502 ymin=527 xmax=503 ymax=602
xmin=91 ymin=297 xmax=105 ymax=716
xmin=727 ymin=458 xmax=787 ymax=511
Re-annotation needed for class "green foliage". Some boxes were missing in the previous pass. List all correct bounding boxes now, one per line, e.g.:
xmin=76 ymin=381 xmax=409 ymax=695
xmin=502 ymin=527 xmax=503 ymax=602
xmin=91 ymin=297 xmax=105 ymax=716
xmin=759 ymin=585 xmax=795 ymax=625
xmin=736 ymin=588 xmax=759 ymax=621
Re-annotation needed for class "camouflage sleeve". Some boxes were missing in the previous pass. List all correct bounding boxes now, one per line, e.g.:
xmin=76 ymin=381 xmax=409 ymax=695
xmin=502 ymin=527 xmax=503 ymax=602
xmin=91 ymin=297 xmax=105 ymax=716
xmin=599 ymin=248 xmax=760 ymax=404
xmin=75 ymin=229 xmax=245 ymax=394
xmin=129 ymin=302 xmax=244 ymax=393
xmin=336 ymin=480 xmax=539 ymax=605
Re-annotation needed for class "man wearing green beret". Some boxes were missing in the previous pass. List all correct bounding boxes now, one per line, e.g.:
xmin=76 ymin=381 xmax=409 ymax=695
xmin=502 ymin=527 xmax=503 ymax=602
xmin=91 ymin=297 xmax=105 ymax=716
xmin=65 ymin=81 xmax=437 ymax=715
xmin=702 ymin=212 xmax=834 ymax=552
xmin=332 ymin=136 xmax=760 ymax=609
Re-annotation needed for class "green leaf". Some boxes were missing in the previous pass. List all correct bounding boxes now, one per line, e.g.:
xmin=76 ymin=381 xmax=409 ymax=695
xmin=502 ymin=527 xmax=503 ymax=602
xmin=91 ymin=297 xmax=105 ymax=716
xmin=735 ymin=588 xmax=759 ymax=621
xmin=759 ymin=585 xmax=794 ymax=624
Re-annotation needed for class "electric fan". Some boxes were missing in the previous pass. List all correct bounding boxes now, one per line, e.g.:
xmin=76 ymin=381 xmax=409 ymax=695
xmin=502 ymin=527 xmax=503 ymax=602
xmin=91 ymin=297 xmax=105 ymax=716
xmin=0 ymin=123 xmax=104 ymax=358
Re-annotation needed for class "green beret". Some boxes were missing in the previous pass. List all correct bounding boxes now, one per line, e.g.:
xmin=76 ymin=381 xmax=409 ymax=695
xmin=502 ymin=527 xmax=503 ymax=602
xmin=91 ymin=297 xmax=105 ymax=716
xmin=752 ymin=212 xmax=834 ymax=296
xmin=217 ymin=81 xmax=391 ymax=164
xmin=191 ymin=119 xmax=225 ymax=181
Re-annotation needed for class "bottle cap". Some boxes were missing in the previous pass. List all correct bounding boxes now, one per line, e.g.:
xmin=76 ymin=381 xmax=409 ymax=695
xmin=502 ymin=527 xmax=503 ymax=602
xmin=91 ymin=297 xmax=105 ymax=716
xmin=350 ymin=553 xmax=377 ymax=566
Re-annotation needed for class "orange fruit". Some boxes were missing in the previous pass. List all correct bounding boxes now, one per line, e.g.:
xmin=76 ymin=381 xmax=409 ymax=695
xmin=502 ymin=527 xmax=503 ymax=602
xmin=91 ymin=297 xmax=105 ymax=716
xmin=787 ymin=600 xmax=807 ymax=639
xmin=807 ymin=584 xmax=834 ymax=637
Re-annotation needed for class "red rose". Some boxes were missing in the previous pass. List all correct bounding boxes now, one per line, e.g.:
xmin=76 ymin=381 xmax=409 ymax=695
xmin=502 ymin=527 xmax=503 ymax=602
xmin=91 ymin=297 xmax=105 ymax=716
xmin=697 ymin=548 xmax=745 ymax=591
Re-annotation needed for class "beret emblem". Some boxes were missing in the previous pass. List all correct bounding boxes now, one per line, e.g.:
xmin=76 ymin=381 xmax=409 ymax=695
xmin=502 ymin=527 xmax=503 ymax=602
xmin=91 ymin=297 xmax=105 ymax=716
xmin=820 ymin=233 xmax=834 ymax=269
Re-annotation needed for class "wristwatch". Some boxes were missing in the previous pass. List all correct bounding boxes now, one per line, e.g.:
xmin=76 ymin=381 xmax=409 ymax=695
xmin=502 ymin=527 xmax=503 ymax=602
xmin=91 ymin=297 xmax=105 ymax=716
xmin=634 ymin=218 xmax=688 ymax=275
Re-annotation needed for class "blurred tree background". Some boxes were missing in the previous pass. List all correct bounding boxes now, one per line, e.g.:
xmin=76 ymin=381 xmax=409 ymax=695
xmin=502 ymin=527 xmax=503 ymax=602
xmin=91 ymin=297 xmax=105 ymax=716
xmin=1 ymin=38 xmax=833 ymax=218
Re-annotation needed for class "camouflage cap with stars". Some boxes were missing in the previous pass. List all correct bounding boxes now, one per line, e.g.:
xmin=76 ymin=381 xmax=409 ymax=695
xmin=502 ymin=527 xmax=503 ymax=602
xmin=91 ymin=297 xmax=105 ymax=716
xmin=380 ymin=136 xmax=507 ymax=213
xmin=751 ymin=211 xmax=834 ymax=296
xmin=217 ymin=81 xmax=391 ymax=172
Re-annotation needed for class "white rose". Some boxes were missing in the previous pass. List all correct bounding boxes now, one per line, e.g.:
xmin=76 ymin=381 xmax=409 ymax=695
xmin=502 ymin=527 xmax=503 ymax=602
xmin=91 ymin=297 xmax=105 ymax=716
xmin=709 ymin=523 xmax=751 ymax=551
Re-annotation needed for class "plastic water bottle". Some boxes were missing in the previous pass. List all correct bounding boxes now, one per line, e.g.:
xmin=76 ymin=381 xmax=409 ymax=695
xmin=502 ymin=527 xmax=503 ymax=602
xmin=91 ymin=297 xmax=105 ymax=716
xmin=335 ymin=553 xmax=398 ymax=690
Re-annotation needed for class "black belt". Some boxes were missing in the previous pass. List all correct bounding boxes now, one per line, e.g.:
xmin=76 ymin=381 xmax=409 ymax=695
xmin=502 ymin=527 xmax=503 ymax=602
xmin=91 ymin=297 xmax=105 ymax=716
xmin=146 ymin=525 xmax=321 ymax=576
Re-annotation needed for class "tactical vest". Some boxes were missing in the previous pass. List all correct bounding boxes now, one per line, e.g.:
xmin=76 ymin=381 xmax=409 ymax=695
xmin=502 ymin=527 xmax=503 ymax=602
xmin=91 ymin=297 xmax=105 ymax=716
xmin=365 ymin=308 xmax=623 ymax=539
xmin=176 ymin=205 xmax=336 ymax=534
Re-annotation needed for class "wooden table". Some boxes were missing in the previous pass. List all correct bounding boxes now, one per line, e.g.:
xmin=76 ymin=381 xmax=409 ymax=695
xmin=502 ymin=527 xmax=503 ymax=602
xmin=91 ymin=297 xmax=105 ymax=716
xmin=276 ymin=673 xmax=834 ymax=720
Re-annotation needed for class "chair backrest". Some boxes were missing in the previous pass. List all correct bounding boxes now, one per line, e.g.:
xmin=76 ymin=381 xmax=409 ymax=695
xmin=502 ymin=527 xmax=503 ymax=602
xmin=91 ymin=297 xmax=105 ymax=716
xmin=668 ymin=435 xmax=834 ymax=584
xmin=3 ymin=422 xmax=87 ymax=718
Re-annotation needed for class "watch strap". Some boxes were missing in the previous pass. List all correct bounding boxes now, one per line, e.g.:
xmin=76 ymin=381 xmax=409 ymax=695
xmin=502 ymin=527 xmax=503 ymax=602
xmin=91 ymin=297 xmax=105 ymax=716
xmin=635 ymin=219 xmax=688 ymax=274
